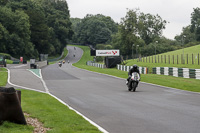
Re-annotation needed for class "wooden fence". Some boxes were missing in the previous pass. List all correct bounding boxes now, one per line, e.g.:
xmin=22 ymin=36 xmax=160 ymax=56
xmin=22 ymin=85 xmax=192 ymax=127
xmin=137 ymin=53 xmax=200 ymax=65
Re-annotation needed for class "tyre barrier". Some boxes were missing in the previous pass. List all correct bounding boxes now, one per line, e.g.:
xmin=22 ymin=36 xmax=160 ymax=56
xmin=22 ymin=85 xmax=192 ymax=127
xmin=152 ymin=67 xmax=200 ymax=80
xmin=86 ymin=61 xmax=106 ymax=69
xmin=117 ymin=65 xmax=148 ymax=74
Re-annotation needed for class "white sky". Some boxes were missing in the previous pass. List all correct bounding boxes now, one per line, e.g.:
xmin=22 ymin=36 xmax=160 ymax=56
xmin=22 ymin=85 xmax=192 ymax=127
xmin=66 ymin=0 xmax=200 ymax=40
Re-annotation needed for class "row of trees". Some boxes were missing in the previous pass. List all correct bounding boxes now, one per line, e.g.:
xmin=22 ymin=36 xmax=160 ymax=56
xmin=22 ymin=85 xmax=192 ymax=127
xmin=1 ymin=0 xmax=199 ymax=59
xmin=0 ymin=0 xmax=73 ymax=59
xmin=71 ymin=14 xmax=118 ymax=45
xmin=175 ymin=7 xmax=200 ymax=45
xmin=71 ymin=8 xmax=200 ymax=57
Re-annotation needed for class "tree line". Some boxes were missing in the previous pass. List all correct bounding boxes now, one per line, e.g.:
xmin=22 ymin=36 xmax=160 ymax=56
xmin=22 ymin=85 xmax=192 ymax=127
xmin=71 ymin=8 xmax=200 ymax=57
xmin=0 ymin=0 xmax=73 ymax=59
xmin=1 ymin=0 xmax=199 ymax=59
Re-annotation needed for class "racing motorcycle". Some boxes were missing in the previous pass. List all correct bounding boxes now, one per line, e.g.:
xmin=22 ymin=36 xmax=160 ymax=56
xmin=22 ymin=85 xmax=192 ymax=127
xmin=58 ymin=62 xmax=62 ymax=67
xmin=127 ymin=72 xmax=140 ymax=92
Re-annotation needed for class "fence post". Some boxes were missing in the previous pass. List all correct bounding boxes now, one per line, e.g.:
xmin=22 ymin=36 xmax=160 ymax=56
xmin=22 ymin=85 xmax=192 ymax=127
xmin=169 ymin=55 xmax=170 ymax=64
xmin=177 ymin=55 xmax=178 ymax=64
xmin=165 ymin=55 xmax=166 ymax=64
xmin=187 ymin=54 xmax=188 ymax=64
xmin=158 ymin=55 xmax=159 ymax=63
xmin=149 ymin=56 xmax=150 ymax=63
xmin=198 ymin=53 xmax=199 ymax=65
xmin=192 ymin=54 xmax=194 ymax=64
xmin=173 ymin=55 xmax=174 ymax=64
xmin=181 ymin=54 xmax=183 ymax=64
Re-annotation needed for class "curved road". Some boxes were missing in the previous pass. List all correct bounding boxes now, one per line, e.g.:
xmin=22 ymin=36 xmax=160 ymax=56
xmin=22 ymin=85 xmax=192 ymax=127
xmin=40 ymin=46 xmax=200 ymax=133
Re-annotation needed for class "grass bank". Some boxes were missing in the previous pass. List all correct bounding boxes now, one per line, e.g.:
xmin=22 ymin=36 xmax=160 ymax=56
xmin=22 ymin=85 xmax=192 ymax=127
xmin=0 ymin=65 xmax=100 ymax=132
xmin=0 ymin=68 xmax=8 ymax=86
xmin=49 ymin=47 xmax=68 ymax=65
xmin=0 ymin=89 xmax=101 ymax=133
xmin=72 ymin=45 xmax=200 ymax=92
xmin=126 ymin=45 xmax=200 ymax=73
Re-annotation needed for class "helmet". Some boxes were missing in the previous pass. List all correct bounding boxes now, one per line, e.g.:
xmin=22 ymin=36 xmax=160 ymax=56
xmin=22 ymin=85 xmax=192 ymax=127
xmin=133 ymin=64 xmax=137 ymax=70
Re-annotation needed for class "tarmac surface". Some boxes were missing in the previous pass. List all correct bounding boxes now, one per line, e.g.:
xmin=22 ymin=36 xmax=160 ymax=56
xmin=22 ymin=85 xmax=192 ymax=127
xmin=7 ymin=46 xmax=200 ymax=133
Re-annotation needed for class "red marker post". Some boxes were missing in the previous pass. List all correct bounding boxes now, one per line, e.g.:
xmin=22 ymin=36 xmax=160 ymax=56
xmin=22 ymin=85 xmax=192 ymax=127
xmin=20 ymin=57 xmax=23 ymax=63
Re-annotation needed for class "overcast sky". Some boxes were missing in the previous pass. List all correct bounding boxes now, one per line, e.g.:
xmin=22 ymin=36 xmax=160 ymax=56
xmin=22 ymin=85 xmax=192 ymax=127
xmin=67 ymin=0 xmax=200 ymax=40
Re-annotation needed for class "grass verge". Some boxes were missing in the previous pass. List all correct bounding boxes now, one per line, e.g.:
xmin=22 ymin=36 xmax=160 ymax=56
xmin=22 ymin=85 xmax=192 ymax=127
xmin=0 ymin=89 xmax=101 ymax=133
xmin=49 ymin=47 xmax=68 ymax=65
xmin=72 ymin=45 xmax=200 ymax=92
xmin=0 ymin=68 xmax=8 ymax=86
xmin=0 ymin=66 xmax=100 ymax=132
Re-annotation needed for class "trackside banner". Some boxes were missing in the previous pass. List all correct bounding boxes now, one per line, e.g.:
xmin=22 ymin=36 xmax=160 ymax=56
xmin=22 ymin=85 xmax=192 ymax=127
xmin=96 ymin=50 xmax=120 ymax=56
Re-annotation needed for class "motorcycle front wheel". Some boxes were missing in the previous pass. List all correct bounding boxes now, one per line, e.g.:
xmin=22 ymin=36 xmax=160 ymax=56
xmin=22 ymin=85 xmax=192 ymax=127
xmin=128 ymin=81 xmax=132 ymax=91
xmin=132 ymin=82 xmax=137 ymax=92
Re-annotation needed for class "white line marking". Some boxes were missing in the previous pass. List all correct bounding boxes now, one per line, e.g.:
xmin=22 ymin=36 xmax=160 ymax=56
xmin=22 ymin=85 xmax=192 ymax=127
xmin=12 ymin=64 xmax=27 ymax=68
xmin=6 ymin=67 xmax=109 ymax=133
xmin=48 ymin=93 xmax=109 ymax=133
xmin=7 ymin=68 xmax=46 ymax=94
xmin=39 ymin=69 xmax=50 ymax=94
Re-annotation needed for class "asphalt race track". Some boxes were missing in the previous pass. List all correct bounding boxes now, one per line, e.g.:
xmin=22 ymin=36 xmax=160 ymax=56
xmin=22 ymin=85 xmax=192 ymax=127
xmin=40 ymin=46 xmax=200 ymax=133
xmin=6 ymin=46 xmax=200 ymax=133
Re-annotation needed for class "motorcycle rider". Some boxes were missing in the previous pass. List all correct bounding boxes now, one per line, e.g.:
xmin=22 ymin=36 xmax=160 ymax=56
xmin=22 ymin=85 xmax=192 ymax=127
xmin=126 ymin=64 xmax=140 ymax=85
xmin=58 ymin=61 xmax=62 ymax=67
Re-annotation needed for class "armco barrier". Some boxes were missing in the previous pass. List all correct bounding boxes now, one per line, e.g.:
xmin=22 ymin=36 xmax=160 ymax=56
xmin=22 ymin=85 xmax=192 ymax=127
xmin=117 ymin=65 xmax=148 ymax=74
xmin=152 ymin=67 xmax=200 ymax=80
xmin=35 ymin=60 xmax=48 ymax=68
xmin=86 ymin=61 xmax=106 ymax=69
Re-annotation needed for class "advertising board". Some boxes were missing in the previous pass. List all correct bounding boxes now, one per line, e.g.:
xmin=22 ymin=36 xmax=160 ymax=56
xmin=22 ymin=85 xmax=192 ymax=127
xmin=96 ymin=50 xmax=120 ymax=56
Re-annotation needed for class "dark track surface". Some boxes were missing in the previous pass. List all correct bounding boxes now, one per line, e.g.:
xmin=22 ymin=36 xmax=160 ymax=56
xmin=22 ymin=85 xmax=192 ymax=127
xmin=41 ymin=46 xmax=200 ymax=133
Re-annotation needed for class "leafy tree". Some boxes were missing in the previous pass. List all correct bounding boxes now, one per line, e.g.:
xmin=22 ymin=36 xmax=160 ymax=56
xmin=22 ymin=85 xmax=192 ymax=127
xmin=73 ymin=14 xmax=118 ymax=46
xmin=0 ymin=6 xmax=35 ymax=58
xmin=175 ymin=25 xmax=195 ymax=45
xmin=70 ymin=18 xmax=81 ymax=43
xmin=5 ymin=0 xmax=73 ymax=57
xmin=191 ymin=7 xmax=200 ymax=41
xmin=41 ymin=0 xmax=73 ymax=54
xmin=111 ymin=8 xmax=167 ymax=56
xmin=0 ymin=0 xmax=8 ymax=6
xmin=0 ymin=23 xmax=8 ymax=52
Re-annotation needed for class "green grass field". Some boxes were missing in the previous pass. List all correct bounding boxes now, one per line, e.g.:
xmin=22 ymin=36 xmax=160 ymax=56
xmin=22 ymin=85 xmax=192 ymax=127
xmin=1 ymin=44 xmax=200 ymax=132
xmin=73 ymin=45 xmax=200 ymax=92
xmin=130 ymin=45 xmax=200 ymax=69
xmin=0 ymin=67 xmax=101 ymax=133
xmin=125 ymin=45 xmax=200 ymax=73
xmin=0 ymin=89 xmax=101 ymax=133
xmin=49 ymin=47 xmax=68 ymax=65
xmin=0 ymin=68 xmax=8 ymax=86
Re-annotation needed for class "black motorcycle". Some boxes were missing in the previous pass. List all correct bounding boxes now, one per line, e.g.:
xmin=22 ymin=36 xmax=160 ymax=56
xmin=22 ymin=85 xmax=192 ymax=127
xmin=127 ymin=72 xmax=140 ymax=92
xmin=58 ymin=62 xmax=62 ymax=67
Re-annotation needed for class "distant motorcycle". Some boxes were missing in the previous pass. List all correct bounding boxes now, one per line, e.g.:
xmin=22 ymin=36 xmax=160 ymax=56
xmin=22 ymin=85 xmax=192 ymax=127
xmin=127 ymin=72 xmax=140 ymax=92
xmin=58 ymin=62 xmax=62 ymax=67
